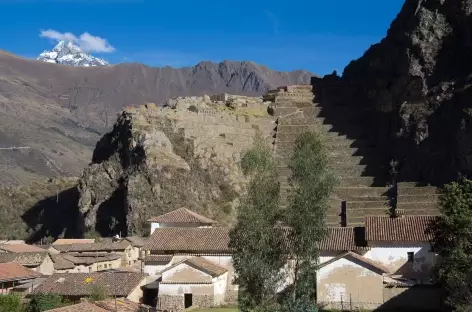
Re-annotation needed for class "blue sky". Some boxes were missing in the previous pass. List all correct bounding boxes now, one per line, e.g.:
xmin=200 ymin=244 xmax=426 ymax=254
xmin=0 ymin=0 xmax=404 ymax=75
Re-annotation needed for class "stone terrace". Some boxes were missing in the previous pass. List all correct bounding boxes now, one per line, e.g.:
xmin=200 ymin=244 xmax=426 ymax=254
xmin=267 ymin=85 xmax=440 ymax=227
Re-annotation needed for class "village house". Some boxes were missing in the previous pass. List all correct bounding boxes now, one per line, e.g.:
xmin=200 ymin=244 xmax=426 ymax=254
xmin=147 ymin=207 xmax=218 ymax=235
xmin=50 ymin=252 xmax=122 ymax=273
xmin=45 ymin=298 xmax=146 ymax=312
xmin=0 ymin=252 xmax=54 ymax=275
xmin=0 ymin=263 xmax=42 ymax=295
xmin=143 ymin=208 xmax=236 ymax=311
xmin=316 ymin=215 xmax=441 ymax=311
xmin=48 ymin=241 xmax=138 ymax=267
xmin=0 ymin=243 xmax=48 ymax=253
xmin=31 ymin=271 xmax=151 ymax=303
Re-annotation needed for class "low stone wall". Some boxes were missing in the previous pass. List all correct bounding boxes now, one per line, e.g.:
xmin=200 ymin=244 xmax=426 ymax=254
xmin=224 ymin=289 xmax=238 ymax=305
xmin=158 ymin=294 xmax=183 ymax=312
xmin=193 ymin=294 xmax=214 ymax=308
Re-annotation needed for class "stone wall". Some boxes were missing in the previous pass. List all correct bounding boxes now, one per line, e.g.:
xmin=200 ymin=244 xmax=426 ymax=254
xmin=193 ymin=294 xmax=214 ymax=308
xmin=158 ymin=295 xmax=184 ymax=312
xmin=224 ymin=288 xmax=238 ymax=305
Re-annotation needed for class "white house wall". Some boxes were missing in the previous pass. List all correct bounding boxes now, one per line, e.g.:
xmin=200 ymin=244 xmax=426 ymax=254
xmin=317 ymin=257 xmax=383 ymax=310
xmin=213 ymin=273 xmax=228 ymax=305
xmin=363 ymin=243 xmax=435 ymax=280
xmin=149 ymin=222 xmax=213 ymax=235
xmin=159 ymin=283 xmax=214 ymax=296
xmin=162 ymin=263 xmax=213 ymax=283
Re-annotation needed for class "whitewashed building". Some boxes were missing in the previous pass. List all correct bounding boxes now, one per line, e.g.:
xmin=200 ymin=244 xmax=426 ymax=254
xmin=147 ymin=207 xmax=217 ymax=235
xmin=317 ymin=215 xmax=441 ymax=311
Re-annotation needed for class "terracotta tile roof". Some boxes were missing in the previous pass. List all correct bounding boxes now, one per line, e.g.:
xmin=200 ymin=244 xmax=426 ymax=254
xmin=0 ymin=252 xmax=49 ymax=266
xmin=124 ymin=236 xmax=147 ymax=247
xmin=52 ymin=239 xmax=95 ymax=245
xmin=51 ymin=241 xmax=131 ymax=253
xmin=147 ymin=207 xmax=217 ymax=224
xmin=61 ymin=253 xmax=121 ymax=266
xmin=46 ymin=299 xmax=142 ymax=312
xmin=144 ymin=227 xmax=230 ymax=253
xmin=95 ymin=298 xmax=142 ymax=311
xmin=319 ymin=227 xmax=368 ymax=251
xmin=32 ymin=272 xmax=146 ymax=297
xmin=185 ymin=257 xmax=227 ymax=277
xmin=144 ymin=255 xmax=173 ymax=263
xmin=45 ymin=302 xmax=108 ymax=312
xmin=51 ymin=255 xmax=75 ymax=270
xmin=0 ymin=244 xmax=47 ymax=253
xmin=0 ymin=263 xmax=41 ymax=282
xmin=365 ymin=215 xmax=437 ymax=242
xmin=319 ymin=251 xmax=390 ymax=274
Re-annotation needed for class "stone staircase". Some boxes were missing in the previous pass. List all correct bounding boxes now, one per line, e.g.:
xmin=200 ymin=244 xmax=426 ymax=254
xmin=269 ymin=85 xmax=391 ymax=227
xmin=267 ymin=85 xmax=442 ymax=227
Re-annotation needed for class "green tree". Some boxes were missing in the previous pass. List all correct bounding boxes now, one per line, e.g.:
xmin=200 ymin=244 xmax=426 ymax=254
xmin=229 ymin=137 xmax=286 ymax=312
xmin=283 ymin=132 xmax=338 ymax=310
xmin=0 ymin=294 xmax=24 ymax=312
xmin=27 ymin=294 xmax=70 ymax=312
xmin=434 ymin=178 xmax=472 ymax=312
xmin=87 ymin=285 xmax=109 ymax=302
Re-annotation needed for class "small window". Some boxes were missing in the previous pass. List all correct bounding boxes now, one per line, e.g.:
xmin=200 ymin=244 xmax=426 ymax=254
xmin=407 ymin=252 xmax=415 ymax=262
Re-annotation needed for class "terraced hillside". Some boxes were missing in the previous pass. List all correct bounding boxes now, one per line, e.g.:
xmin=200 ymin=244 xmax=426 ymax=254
xmin=266 ymin=85 xmax=440 ymax=227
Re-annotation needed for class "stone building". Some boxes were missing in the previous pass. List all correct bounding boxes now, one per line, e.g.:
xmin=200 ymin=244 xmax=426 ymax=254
xmin=157 ymin=257 xmax=229 ymax=311
xmin=143 ymin=208 xmax=236 ymax=311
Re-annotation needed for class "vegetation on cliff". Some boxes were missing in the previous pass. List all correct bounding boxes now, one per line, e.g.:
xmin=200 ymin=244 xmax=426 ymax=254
xmin=0 ymin=177 xmax=79 ymax=241
xmin=434 ymin=178 xmax=472 ymax=311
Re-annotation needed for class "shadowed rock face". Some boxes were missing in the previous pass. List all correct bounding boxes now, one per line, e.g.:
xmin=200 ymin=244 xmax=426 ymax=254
xmin=77 ymin=98 xmax=275 ymax=236
xmin=315 ymin=0 xmax=472 ymax=185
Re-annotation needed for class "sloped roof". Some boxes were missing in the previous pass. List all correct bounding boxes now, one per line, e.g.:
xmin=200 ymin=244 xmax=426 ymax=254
xmin=0 ymin=244 xmax=47 ymax=253
xmin=320 ymin=227 xmax=368 ymax=251
xmin=51 ymin=241 xmax=130 ymax=253
xmin=318 ymin=251 xmax=390 ymax=274
xmin=95 ymin=298 xmax=143 ymax=311
xmin=45 ymin=299 xmax=142 ymax=312
xmin=124 ymin=236 xmax=147 ymax=247
xmin=52 ymin=239 xmax=95 ymax=245
xmin=147 ymin=207 xmax=217 ymax=224
xmin=0 ymin=263 xmax=41 ymax=282
xmin=158 ymin=257 xmax=227 ymax=283
xmin=143 ymin=227 xmax=230 ymax=252
xmin=32 ymin=272 xmax=146 ymax=297
xmin=45 ymin=302 xmax=108 ymax=312
xmin=365 ymin=215 xmax=437 ymax=242
xmin=144 ymin=255 xmax=173 ymax=264
xmin=51 ymin=255 xmax=75 ymax=270
xmin=0 ymin=252 xmax=49 ymax=266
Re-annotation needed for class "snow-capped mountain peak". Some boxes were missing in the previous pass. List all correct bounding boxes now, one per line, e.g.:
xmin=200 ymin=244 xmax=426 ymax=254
xmin=37 ymin=40 xmax=109 ymax=67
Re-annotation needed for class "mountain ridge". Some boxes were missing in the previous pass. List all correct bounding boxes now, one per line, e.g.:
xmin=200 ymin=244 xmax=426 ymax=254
xmin=0 ymin=50 xmax=312 ymax=187
xmin=37 ymin=40 xmax=109 ymax=67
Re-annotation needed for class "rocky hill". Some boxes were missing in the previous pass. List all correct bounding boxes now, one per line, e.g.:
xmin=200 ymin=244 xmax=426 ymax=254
xmin=0 ymin=51 xmax=311 ymax=187
xmin=77 ymin=95 xmax=275 ymax=236
xmin=315 ymin=0 xmax=472 ymax=185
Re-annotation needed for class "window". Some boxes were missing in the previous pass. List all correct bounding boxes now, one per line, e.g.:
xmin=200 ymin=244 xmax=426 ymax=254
xmin=407 ymin=252 xmax=415 ymax=262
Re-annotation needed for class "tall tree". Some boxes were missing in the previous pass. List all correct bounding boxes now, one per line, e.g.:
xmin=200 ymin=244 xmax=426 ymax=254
xmin=283 ymin=132 xmax=338 ymax=310
xmin=434 ymin=178 xmax=472 ymax=312
xmin=229 ymin=137 xmax=286 ymax=312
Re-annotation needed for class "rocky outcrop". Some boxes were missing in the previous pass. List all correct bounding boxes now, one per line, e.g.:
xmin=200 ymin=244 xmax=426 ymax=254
xmin=77 ymin=96 xmax=274 ymax=236
xmin=314 ymin=0 xmax=472 ymax=185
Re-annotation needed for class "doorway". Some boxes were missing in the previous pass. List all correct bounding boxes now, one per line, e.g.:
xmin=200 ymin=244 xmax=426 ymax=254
xmin=184 ymin=293 xmax=193 ymax=308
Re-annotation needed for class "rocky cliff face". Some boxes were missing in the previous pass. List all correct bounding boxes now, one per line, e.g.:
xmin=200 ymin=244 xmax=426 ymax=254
xmin=315 ymin=0 xmax=472 ymax=185
xmin=77 ymin=95 xmax=274 ymax=236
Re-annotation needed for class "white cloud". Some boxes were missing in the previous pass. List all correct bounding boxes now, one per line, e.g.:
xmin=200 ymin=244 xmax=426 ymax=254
xmin=39 ymin=29 xmax=115 ymax=53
